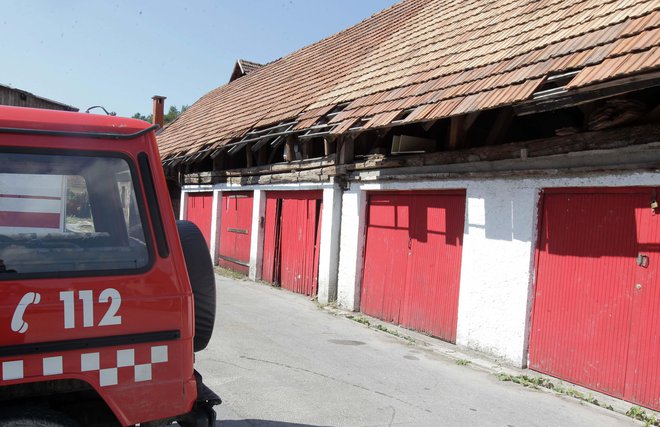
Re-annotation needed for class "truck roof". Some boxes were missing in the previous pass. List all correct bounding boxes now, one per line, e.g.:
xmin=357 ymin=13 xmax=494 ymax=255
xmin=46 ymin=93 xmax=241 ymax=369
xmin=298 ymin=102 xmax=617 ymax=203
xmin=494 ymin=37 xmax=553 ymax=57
xmin=0 ymin=105 xmax=154 ymax=138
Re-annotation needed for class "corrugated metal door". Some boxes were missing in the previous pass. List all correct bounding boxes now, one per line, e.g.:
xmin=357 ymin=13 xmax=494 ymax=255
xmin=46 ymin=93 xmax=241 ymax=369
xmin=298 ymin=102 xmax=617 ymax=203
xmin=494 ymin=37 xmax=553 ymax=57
xmin=262 ymin=191 xmax=322 ymax=296
xmin=360 ymin=194 xmax=411 ymax=325
xmin=218 ymin=192 xmax=253 ymax=275
xmin=361 ymin=191 xmax=465 ymax=342
xmin=402 ymin=195 xmax=465 ymax=342
xmin=627 ymin=198 xmax=660 ymax=410
xmin=261 ymin=196 xmax=280 ymax=284
xmin=529 ymin=187 xmax=660 ymax=410
xmin=185 ymin=192 xmax=213 ymax=248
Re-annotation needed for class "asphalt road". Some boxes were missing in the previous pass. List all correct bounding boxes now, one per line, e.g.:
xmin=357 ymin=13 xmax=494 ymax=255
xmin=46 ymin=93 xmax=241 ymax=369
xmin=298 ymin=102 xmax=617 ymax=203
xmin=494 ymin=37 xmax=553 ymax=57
xmin=197 ymin=275 xmax=635 ymax=427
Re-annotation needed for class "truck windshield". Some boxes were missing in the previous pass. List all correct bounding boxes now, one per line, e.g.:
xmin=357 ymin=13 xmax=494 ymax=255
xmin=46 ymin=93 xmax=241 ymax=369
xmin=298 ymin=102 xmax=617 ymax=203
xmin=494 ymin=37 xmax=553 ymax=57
xmin=0 ymin=151 xmax=151 ymax=276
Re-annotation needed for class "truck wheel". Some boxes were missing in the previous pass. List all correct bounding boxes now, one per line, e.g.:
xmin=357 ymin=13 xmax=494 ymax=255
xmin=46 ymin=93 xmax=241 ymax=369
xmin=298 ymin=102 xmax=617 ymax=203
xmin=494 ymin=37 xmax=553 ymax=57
xmin=0 ymin=407 xmax=79 ymax=426
xmin=176 ymin=220 xmax=216 ymax=352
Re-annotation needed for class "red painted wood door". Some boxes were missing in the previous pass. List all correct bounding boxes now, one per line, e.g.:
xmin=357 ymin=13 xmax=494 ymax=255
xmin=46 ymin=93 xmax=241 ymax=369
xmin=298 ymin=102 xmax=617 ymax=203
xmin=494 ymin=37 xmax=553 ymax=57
xmin=262 ymin=191 xmax=322 ymax=296
xmin=185 ymin=192 xmax=213 ymax=248
xmin=530 ymin=187 xmax=660 ymax=410
xmin=361 ymin=191 xmax=465 ymax=342
xmin=218 ymin=192 xmax=253 ymax=275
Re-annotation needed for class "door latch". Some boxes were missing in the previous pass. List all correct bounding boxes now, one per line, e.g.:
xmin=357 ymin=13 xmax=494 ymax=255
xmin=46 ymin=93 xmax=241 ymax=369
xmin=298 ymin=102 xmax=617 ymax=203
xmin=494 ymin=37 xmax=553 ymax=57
xmin=637 ymin=254 xmax=649 ymax=268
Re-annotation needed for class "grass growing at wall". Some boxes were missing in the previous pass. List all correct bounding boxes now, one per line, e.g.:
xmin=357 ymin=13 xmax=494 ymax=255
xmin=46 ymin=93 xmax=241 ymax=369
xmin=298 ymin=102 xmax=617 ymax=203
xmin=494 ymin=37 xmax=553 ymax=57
xmin=346 ymin=316 xmax=416 ymax=343
xmin=214 ymin=266 xmax=245 ymax=280
xmin=374 ymin=323 xmax=416 ymax=343
xmin=496 ymin=373 xmax=615 ymax=411
xmin=346 ymin=315 xmax=371 ymax=326
xmin=315 ymin=298 xmax=337 ymax=310
xmin=626 ymin=406 xmax=659 ymax=427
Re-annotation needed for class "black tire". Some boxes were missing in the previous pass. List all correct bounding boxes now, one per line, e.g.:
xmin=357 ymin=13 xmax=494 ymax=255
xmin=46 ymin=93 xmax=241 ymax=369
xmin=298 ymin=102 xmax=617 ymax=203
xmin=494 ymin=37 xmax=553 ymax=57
xmin=0 ymin=407 xmax=79 ymax=427
xmin=176 ymin=220 xmax=216 ymax=352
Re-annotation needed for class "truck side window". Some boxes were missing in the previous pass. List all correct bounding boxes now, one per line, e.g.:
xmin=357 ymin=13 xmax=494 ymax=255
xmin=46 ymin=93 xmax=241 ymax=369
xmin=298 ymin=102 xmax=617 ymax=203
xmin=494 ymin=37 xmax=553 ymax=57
xmin=0 ymin=152 xmax=151 ymax=276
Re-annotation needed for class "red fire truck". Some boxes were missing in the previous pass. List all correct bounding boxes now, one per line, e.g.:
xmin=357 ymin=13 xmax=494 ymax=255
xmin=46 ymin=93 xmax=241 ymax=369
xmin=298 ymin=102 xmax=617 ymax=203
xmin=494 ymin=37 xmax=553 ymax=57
xmin=0 ymin=106 xmax=219 ymax=426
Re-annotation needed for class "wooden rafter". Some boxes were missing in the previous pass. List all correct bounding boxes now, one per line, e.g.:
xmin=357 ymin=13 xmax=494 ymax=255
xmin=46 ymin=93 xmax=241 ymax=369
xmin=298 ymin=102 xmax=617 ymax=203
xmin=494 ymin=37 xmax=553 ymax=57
xmin=485 ymin=108 xmax=515 ymax=146
xmin=338 ymin=134 xmax=356 ymax=164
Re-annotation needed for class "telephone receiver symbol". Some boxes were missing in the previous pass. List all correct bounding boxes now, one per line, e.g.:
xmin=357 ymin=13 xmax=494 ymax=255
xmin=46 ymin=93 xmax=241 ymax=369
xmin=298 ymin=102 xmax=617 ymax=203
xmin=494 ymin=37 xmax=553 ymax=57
xmin=11 ymin=292 xmax=41 ymax=334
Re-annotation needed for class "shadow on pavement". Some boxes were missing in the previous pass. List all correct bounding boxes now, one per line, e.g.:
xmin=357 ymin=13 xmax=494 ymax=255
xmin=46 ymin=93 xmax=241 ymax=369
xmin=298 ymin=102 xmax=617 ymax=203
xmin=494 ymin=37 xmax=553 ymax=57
xmin=217 ymin=421 xmax=329 ymax=427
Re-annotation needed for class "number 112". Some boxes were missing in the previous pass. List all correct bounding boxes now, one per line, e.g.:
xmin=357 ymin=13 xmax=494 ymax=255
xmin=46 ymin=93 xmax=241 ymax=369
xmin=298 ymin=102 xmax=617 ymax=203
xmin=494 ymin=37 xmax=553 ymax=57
xmin=59 ymin=289 xmax=122 ymax=329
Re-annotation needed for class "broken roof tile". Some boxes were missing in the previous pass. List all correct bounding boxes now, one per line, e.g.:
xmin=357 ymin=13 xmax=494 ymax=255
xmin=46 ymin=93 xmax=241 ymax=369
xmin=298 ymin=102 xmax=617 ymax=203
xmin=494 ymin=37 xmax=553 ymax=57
xmin=569 ymin=45 xmax=660 ymax=88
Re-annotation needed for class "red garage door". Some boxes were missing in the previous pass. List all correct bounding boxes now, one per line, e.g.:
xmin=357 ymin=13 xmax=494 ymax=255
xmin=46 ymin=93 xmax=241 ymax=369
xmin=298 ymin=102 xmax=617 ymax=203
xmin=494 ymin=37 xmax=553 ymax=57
xmin=262 ymin=191 xmax=322 ymax=296
xmin=530 ymin=187 xmax=660 ymax=411
xmin=185 ymin=192 xmax=213 ymax=248
xmin=218 ymin=192 xmax=253 ymax=275
xmin=361 ymin=191 xmax=465 ymax=343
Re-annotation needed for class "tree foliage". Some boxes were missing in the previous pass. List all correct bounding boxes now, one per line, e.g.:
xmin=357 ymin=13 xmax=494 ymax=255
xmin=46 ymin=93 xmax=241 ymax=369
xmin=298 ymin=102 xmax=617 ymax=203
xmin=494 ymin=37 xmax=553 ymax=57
xmin=132 ymin=105 xmax=189 ymax=126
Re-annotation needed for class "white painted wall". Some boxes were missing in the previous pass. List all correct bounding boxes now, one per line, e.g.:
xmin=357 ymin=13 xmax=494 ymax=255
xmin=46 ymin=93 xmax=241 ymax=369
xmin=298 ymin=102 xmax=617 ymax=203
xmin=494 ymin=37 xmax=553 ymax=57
xmin=209 ymin=190 xmax=222 ymax=266
xmin=206 ymin=181 xmax=339 ymax=287
xmin=336 ymin=189 xmax=367 ymax=311
xmin=317 ymin=186 xmax=343 ymax=304
xmin=185 ymin=171 xmax=660 ymax=366
xmin=456 ymin=183 xmax=539 ymax=368
xmin=458 ymin=172 xmax=660 ymax=367
xmin=208 ymin=182 xmax=336 ymax=192
xmin=179 ymin=190 xmax=189 ymax=220
xmin=248 ymin=189 xmax=267 ymax=281
xmin=337 ymin=171 xmax=660 ymax=367
xmin=179 ymin=186 xmax=216 ymax=261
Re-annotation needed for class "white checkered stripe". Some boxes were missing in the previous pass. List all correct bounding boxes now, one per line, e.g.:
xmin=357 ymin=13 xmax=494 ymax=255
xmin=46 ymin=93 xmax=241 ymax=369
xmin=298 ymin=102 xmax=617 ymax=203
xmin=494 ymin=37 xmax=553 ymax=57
xmin=1 ymin=360 xmax=24 ymax=381
xmin=81 ymin=345 xmax=169 ymax=387
xmin=1 ymin=345 xmax=168 ymax=387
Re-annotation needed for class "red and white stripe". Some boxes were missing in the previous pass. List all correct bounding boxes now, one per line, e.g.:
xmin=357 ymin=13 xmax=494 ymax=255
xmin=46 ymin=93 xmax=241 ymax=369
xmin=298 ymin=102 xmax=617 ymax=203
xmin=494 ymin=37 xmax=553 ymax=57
xmin=0 ymin=174 xmax=66 ymax=234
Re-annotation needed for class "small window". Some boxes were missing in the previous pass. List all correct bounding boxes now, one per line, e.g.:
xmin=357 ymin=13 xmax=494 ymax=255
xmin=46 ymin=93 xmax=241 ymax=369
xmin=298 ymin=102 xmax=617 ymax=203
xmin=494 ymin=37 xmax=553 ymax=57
xmin=0 ymin=152 xmax=151 ymax=276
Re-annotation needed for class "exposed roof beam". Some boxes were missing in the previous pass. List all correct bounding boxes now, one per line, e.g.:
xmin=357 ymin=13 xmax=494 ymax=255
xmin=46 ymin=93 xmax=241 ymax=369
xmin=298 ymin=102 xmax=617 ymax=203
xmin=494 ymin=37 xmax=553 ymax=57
xmin=515 ymin=73 xmax=660 ymax=116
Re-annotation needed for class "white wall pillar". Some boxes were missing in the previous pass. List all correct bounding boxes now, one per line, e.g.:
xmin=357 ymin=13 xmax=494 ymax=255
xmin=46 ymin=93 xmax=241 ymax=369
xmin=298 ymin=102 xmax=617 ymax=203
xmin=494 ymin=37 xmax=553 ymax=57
xmin=179 ymin=190 xmax=189 ymax=220
xmin=317 ymin=186 xmax=343 ymax=304
xmin=336 ymin=188 xmax=367 ymax=311
xmin=455 ymin=182 xmax=540 ymax=367
xmin=208 ymin=190 xmax=222 ymax=266
xmin=248 ymin=189 xmax=267 ymax=281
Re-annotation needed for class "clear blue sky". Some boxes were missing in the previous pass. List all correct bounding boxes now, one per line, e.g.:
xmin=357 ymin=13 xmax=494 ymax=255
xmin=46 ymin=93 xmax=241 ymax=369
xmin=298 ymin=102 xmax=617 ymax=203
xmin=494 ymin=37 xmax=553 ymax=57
xmin=0 ymin=1 xmax=400 ymax=117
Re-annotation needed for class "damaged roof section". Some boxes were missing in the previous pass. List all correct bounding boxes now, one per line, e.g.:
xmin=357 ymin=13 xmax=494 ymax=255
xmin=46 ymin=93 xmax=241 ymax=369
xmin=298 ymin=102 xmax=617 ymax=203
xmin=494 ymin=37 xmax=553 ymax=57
xmin=158 ymin=0 xmax=660 ymax=162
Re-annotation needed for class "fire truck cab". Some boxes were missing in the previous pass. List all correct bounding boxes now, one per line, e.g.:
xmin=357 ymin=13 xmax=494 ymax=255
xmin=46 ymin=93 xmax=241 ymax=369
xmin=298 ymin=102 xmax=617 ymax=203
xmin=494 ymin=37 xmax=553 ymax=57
xmin=0 ymin=106 xmax=219 ymax=426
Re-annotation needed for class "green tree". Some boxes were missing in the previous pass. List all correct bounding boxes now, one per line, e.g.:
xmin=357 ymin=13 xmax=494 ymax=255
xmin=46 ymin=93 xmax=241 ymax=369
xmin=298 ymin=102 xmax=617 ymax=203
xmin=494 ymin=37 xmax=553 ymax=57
xmin=131 ymin=112 xmax=152 ymax=122
xmin=131 ymin=105 xmax=189 ymax=125
xmin=164 ymin=105 xmax=189 ymax=124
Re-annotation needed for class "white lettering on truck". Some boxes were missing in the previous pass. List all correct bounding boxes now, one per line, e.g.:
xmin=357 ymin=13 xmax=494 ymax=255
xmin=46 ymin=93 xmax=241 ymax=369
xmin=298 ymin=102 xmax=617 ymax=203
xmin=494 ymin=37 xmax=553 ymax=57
xmin=60 ymin=289 xmax=122 ymax=329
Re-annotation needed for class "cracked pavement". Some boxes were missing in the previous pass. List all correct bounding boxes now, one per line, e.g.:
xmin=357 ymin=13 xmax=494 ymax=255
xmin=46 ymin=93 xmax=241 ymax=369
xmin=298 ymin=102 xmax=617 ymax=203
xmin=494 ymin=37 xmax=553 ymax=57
xmin=197 ymin=275 xmax=636 ymax=427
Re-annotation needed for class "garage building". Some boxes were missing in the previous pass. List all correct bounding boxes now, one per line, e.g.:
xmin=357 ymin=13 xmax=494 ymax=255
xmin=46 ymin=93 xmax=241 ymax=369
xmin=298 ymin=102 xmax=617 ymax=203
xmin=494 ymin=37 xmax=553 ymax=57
xmin=158 ymin=0 xmax=660 ymax=411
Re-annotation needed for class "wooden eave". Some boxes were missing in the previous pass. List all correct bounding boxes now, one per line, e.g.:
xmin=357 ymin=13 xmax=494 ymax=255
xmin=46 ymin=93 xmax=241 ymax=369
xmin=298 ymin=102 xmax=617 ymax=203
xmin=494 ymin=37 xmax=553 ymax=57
xmin=184 ymin=123 xmax=660 ymax=185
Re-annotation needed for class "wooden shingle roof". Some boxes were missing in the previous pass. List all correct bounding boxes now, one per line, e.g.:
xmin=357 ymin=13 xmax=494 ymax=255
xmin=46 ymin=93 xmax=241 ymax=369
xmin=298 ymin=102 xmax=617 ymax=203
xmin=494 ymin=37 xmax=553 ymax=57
xmin=158 ymin=0 xmax=660 ymax=159
xmin=229 ymin=59 xmax=264 ymax=82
